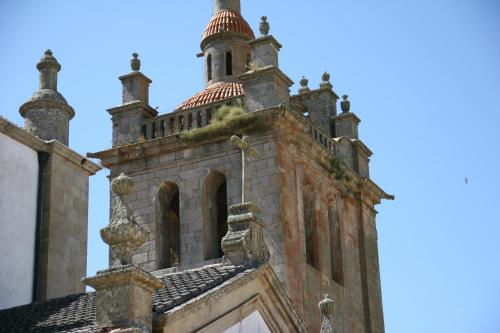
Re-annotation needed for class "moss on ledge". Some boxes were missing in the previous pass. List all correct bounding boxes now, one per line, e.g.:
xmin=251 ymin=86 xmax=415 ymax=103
xmin=180 ymin=105 xmax=267 ymax=144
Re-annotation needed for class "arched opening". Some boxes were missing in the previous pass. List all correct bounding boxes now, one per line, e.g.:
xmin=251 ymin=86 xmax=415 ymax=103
xmin=157 ymin=182 xmax=180 ymax=269
xmin=207 ymin=54 xmax=212 ymax=81
xmin=303 ymin=183 xmax=319 ymax=269
xmin=203 ymin=171 xmax=228 ymax=260
xmin=225 ymin=51 xmax=233 ymax=75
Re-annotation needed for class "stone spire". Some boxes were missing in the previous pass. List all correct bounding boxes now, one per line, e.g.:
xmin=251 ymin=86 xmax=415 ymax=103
xmin=37 ymin=49 xmax=61 ymax=90
xmin=83 ymin=173 xmax=163 ymax=333
xmin=101 ymin=173 xmax=148 ymax=267
xmin=319 ymin=294 xmax=336 ymax=333
xmin=19 ymin=49 xmax=74 ymax=145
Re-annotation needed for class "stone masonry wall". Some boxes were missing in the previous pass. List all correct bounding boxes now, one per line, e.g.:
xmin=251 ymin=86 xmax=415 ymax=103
xmin=37 ymin=152 xmax=90 ymax=300
xmin=276 ymin=119 xmax=373 ymax=333
xmin=108 ymin=133 xmax=284 ymax=278
xmin=24 ymin=107 xmax=70 ymax=145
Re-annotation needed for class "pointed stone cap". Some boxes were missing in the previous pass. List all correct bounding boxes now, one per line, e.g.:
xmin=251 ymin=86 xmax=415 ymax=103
xmin=36 ymin=49 xmax=61 ymax=72
xmin=101 ymin=173 xmax=148 ymax=267
xmin=319 ymin=294 xmax=336 ymax=333
xmin=19 ymin=49 xmax=74 ymax=120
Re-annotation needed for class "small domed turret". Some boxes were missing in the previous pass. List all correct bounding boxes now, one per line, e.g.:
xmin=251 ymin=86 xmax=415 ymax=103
xmin=19 ymin=50 xmax=74 ymax=145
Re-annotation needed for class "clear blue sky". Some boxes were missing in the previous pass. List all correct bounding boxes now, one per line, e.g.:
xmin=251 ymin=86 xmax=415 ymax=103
xmin=1 ymin=1 xmax=499 ymax=332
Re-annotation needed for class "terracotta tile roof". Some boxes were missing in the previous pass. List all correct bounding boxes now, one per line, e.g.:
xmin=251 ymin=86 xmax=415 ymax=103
xmin=202 ymin=10 xmax=255 ymax=42
xmin=0 ymin=265 xmax=251 ymax=332
xmin=175 ymin=82 xmax=244 ymax=111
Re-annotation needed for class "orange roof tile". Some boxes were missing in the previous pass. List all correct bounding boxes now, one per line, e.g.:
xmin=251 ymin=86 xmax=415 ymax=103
xmin=176 ymin=82 xmax=244 ymax=111
xmin=202 ymin=10 xmax=255 ymax=43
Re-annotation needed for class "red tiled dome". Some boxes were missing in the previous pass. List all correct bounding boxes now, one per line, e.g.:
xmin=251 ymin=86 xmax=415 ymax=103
xmin=202 ymin=10 xmax=255 ymax=44
xmin=176 ymin=82 xmax=244 ymax=111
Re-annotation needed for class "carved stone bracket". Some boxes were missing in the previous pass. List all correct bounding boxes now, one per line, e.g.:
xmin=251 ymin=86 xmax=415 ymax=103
xmin=221 ymin=202 xmax=270 ymax=266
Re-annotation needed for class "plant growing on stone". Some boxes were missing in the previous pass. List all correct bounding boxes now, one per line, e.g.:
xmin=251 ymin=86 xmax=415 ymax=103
xmin=180 ymin=104 xmax=263 ymax=143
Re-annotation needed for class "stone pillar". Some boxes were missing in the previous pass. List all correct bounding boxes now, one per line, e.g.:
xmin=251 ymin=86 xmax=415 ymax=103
xmin=239 ymin=18 xmax=293 ymax=112
xmin=83 ymin=266 xmax=163 ymax=333
xmin=221 ymin=202 xmax=269 ymax=266
xmin=83 ymin=173 xmax=164 ymax=333
xmin=108 ymin=53 xmax=157 ymax=146
xmin=19 ymin=50 xmax=75 ymax=146
xmin=333 ymin=95 xmax=360 ymax=139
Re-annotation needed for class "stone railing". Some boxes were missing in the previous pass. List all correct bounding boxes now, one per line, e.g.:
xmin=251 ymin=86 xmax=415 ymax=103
xmin=140 ymin=103 xmax=338 ymax=159
xmin=140 ymin=107 xmax=214 ymax=140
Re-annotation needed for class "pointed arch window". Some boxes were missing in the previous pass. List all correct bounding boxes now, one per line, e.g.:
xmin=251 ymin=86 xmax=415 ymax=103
xmin=226 ymin=51 xmax=233 ymax=75
xmin=207 ymin=54 xmax=212 ymax=81
xmin=157 ymin=182 xmax=181 ymax=269
xmin=203 ymin=171 xmax=228 ymax=260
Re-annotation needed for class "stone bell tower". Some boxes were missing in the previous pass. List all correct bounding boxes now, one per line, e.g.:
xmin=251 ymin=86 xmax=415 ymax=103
xmin=19 ymin=50 xmax=74 ymax=146
xmin=201 ymin=0 xmax=254 ymax=86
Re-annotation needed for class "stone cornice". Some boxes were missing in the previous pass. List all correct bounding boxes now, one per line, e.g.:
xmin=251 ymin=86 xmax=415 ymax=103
xmin=19 ymin=98 xmax=75 ymax=119
xmin=83 ymin=265 xmax=164 ymax=291
xmin=118 ymin=71 xmax=152 ymax=84
xmin=332 ymin=111 xmax=361 ymax=124
xmin=351 ymin=139 xmax=373 ymax=157
xmin=107 ymin=101 xmax=158 ymax=117
xmin=47 ymin=140 xmax=102 ymax=175
xmin=248 ymin=35 xmax=282 ymax=50
xmin=239 ymin=65 xmax=294 ymax=87
xmin=201 ymin=31 xmax=252 ymax=50
xmin=290 ymin=86 xmax=339 ymax=101
xmin=0 ymin=116 xmax=101 ymax=175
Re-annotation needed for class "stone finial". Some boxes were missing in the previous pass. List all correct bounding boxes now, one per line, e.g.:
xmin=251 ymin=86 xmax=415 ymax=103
xmin=259 ymin=16 xmax=270 ymax=36
xmin=101 ymin=173 xmax=147 ymax=267
xmin=340 ymin=94 xmax=350 ymax=113
xmin=320 ymin=71 xmax=333 ymax=89
xmin=131 ymin=52 xmax=141 ymax=71
xmin=298 ymin=76 xmax=310 ymax=94
xmin=319 ymin=294 xmax=336 ymax=333
xmin=36 ymin=49 xmax=61 ymax=90
xmin=221 ymin=202 xmax=270 ymax=266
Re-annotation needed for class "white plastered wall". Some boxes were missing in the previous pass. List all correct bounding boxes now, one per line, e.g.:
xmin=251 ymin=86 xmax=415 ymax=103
xmin=0 ymin=132 xmax=38 ymax=309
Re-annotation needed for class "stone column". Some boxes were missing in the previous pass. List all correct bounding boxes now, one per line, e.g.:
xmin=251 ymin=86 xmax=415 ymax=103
xmin=83 ymin=173 xmax=164 ymax=333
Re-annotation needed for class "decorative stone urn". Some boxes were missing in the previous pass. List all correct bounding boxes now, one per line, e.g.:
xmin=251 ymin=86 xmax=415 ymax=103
xmin=101 ymin=173 xmax=147 ymax=267
xmin=259 ymin=16 xmax=270 ymax=35
xmin=130 ymin=53 xmax=141 ymax=71
xmin=341 ymin=94 xmax=351 ymax=113
xmin=298 ymin=76 xmax=310 ymax=94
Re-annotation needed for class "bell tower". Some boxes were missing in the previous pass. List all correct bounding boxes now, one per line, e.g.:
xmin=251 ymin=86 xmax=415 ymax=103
xmin=201 ymin=0 xmax=254 ymax=86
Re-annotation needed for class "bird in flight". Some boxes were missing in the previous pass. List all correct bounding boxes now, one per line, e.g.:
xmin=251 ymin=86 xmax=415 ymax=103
xmin=464 ymin=177 xmax=468 ymax=184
